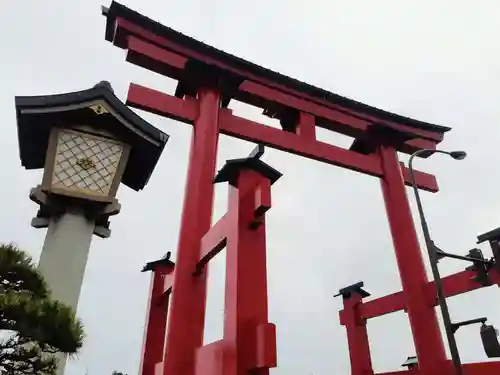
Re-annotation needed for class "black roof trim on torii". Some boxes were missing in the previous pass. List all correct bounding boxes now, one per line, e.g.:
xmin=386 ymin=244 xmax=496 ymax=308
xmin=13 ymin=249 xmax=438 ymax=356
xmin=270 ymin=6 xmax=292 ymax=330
xmin=15 ymin=81 xmax=169 ymax=191
xmin=102 ymin=1 xmax=451 ymax=135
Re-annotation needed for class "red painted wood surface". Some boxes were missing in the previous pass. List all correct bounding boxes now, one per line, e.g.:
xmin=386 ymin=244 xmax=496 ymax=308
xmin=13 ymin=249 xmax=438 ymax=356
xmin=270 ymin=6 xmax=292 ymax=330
xmin=100 ymin=5 xmax=497 ymax=375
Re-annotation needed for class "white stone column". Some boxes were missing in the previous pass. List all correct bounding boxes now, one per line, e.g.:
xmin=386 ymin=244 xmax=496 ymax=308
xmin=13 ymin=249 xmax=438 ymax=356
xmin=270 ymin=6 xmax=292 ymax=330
xmin=37 ymin=209 xmax=95 ymax=375
xmin=38 ymin=210 xmax=95 ymax=308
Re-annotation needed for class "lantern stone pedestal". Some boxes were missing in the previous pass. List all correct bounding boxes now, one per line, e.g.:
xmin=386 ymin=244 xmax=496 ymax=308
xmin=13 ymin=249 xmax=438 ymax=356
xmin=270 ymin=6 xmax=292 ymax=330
xmin=15 ymin=81 xmax=169 ymax=375
xmin=29 ymin=184 xmax=122 ymax=309
xmin=38 ymin=209 xmax=95 ymax=310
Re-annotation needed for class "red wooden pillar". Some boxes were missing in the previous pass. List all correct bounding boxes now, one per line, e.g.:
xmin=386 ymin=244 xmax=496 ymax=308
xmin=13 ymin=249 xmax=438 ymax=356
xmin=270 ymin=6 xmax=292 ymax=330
xmin=214 ymin=155 xmax=280 ymax=375
xmin=163 ymin=88 xmax=221 ymax=375
xmin=378 ymin=145 xmax=447 ymax=374
xmin=337 ymin=283 xmax=373 ymax=375
xmin=139 ymin=261 xmax=174 ymax=375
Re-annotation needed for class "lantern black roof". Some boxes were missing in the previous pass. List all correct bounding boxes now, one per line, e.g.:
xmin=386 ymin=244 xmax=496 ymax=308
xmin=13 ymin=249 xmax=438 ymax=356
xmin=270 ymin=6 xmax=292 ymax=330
xmin=15 ymin=81 xmax=169 ymax=191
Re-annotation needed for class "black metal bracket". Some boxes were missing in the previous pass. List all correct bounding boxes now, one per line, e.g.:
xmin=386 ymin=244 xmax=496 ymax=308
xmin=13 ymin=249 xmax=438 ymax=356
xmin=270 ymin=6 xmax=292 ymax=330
xmin=451 ymin=317 xmax=487 ymax=334
xmin=435 ymin=247 xmax=495 ymax=286
xmin=334 ymin=281 xmax=371 ymax=300
xmin=436 ymin=249 xmax=493 ymax=266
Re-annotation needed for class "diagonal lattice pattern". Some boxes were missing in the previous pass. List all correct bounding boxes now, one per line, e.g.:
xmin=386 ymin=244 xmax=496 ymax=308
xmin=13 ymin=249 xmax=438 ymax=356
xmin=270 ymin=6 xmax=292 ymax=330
xmin=51 ymin=130 xmax=124 ymax=196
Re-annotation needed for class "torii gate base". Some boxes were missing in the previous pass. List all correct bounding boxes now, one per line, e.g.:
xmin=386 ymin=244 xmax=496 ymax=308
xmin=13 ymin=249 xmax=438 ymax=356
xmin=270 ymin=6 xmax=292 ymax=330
xmin=101 ymin=2 xmax=500 ymax=374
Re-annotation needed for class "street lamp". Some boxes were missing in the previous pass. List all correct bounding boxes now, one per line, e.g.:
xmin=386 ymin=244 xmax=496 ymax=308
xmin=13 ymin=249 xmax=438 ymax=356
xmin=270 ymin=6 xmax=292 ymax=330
xmin=408 ymin=149 xmax=467 ymax=375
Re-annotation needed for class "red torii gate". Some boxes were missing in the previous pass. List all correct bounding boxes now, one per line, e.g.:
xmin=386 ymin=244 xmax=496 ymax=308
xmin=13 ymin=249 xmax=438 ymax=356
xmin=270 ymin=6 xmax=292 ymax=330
xmin=101 ymin=2 xmax=500 ymax=375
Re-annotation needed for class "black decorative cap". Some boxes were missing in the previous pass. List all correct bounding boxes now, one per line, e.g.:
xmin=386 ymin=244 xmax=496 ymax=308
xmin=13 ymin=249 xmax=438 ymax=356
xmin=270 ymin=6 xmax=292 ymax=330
xmin=214 ymin=144 xmax=281 ymax=186
xmin=214 ymin=157 xmax=282 ymax=186
xmin=142 ymin=251 xmax=174 ymax=272
xmin=334 ymin=281 xmax=371 ymax=299
xmin=401 ymin=356 xmax=418 ymax=368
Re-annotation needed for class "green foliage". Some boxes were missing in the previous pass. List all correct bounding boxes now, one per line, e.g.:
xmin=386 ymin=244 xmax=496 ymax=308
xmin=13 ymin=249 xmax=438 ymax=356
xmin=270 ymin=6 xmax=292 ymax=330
xmin=0 ymin=244 xmax=48 ymax=298
xmin=0 ymin=244 xmax=84 ymax=375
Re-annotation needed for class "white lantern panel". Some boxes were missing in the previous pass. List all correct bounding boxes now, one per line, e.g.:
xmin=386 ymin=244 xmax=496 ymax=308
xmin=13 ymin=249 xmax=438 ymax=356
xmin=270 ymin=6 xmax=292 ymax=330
xmin=51 ymin=129 xmax=124 ymax=197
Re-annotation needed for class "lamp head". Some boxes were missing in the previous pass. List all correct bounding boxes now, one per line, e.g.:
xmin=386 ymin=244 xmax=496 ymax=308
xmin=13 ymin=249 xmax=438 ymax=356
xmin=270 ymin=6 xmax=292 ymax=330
xmin=481 ymin=323 xmax=500 ymax=358
xmin=449 ymin=151 xmax=467 ymax=160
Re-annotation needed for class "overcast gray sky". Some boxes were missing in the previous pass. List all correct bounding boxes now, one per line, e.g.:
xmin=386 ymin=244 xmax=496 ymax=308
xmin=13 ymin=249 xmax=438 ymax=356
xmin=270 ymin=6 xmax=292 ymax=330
xmin=2 ymin=1 xmax=500 ymax=374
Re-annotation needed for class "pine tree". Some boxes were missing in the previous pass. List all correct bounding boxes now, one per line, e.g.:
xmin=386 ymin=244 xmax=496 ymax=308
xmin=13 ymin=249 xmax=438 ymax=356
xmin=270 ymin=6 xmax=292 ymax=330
xmin=0 ymin=244 xmax=84 ymax=374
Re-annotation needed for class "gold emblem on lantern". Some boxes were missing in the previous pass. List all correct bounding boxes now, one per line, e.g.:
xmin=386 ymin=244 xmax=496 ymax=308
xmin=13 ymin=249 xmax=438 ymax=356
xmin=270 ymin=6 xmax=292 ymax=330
xmin=89 ymin=104 xmax=109 ymax=115
xmin=76 ymin=157 xmax=95 ymax=170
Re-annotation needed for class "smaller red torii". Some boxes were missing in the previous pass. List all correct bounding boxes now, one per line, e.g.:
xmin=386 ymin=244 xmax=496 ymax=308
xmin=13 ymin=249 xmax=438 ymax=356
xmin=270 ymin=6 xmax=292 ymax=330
xmin=336 ymin=268 xmax=500 ymax=375
xmin=139 ymin=253 xmax=175 ymax=375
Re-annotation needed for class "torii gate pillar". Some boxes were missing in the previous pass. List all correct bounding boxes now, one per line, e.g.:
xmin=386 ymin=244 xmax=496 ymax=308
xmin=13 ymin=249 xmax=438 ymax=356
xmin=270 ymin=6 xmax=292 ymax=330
xmin=194 ymin=147 xmax=280 ymax=375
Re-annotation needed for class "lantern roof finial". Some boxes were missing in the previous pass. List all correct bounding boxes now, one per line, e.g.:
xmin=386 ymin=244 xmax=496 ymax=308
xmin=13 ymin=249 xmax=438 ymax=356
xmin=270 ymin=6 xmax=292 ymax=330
xmin=93 ymin=80 xmax=114 ymax=93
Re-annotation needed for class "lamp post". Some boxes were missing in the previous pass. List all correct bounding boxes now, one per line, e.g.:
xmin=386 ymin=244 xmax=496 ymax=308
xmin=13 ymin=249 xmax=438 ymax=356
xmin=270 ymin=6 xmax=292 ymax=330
xmin=408 ymin=149 xmax=467 ymax=375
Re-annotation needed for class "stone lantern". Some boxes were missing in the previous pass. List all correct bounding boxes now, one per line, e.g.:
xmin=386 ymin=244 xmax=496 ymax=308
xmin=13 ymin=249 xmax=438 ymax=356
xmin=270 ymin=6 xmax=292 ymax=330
xmin=14 ymin=81 xmax=169 ymax=375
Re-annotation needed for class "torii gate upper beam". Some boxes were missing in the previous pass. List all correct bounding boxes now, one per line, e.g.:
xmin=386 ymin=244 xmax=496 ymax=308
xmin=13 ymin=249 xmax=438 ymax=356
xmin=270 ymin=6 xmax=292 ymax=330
xmin=102 ymin=2 xmax=450 ymax=192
